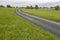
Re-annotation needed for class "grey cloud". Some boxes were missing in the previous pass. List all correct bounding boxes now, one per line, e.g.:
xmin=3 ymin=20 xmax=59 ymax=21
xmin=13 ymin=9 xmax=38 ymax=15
xmin=0 ymin=0 xmax=60 ymax=7
xmin=11 ymin=1 xmax=60 ymax=7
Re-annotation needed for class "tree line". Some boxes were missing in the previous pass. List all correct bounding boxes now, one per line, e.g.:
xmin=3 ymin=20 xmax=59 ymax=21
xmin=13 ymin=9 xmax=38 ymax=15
xmin=0 ymin=5 xmax=60 ymax=10
xmin=0 ymin=5 xmax=13 ymax=8
xmin=26 ymin=5 xmax=39 ymax=9
xmin=26 ymin=5 xmax=60 ymax=10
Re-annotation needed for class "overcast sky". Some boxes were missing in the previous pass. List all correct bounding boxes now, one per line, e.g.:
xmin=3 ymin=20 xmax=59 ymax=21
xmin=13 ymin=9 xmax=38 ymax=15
xmin=0 ymin=0 xmax=60 ymax=7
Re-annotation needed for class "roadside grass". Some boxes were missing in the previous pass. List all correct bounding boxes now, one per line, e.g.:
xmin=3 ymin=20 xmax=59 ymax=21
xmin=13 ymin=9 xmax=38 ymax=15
xmin=0 ymin=8 xmax=60 ymax=40
xmin=21 ymin=9 xmax=60 ymax=22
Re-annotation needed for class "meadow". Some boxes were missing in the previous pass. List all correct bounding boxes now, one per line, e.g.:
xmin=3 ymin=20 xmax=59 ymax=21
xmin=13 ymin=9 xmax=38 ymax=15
xmin=0 ymin=8 xmax=60 ymax=40
xmin=21 ymin=9 xmax=60 ymax=22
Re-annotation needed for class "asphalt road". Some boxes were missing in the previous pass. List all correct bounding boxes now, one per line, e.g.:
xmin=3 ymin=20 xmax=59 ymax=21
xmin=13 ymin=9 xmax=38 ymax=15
xmin=15 ymin=10 xmax=60 ymax=37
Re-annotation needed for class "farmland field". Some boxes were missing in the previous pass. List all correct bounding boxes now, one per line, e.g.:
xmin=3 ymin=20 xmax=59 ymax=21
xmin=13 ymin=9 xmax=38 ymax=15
xmin=21 ymin=9 xmax=60 ymax=22
xmin=0 ymin=8 xmax=60 ymax=40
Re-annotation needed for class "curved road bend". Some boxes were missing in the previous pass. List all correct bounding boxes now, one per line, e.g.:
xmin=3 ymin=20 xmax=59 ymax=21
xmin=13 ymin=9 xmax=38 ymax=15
xmin=15 ymin=10 xmax=60 ymax=37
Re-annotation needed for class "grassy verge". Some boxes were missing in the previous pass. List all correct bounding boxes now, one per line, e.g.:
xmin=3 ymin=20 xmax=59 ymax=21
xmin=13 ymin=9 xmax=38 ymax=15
xmin=21 ymin=9 xmax=60 ymax=22
xmin=0 ymin=8 xmax=60 ymax=40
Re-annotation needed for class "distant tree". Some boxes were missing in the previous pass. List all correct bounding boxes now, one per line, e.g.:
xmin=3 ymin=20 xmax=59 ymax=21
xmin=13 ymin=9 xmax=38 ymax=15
xmin=7 ymin=5 xmax=12 ymax=8
xmin=26 ymin=6 xmax=30 ymax=9
xmin=16 ymin=7 xmax=19 ymax=8
xmin=0 ymin=5 xmax=5 ymax=8
xmin=50 ymin=7 xmax=53 ymax=8
xmin=35 ymin=5 xmax=39 ymax=9
xmin=55 ymin=5 xmax=60 ymax=10
xmin=40 ymin=7 xmax=42 ymax=8
xmin=50 ymin=6 xmax=55 ymax=10
xmin=30 ymin=5 xmax=33 ymax=9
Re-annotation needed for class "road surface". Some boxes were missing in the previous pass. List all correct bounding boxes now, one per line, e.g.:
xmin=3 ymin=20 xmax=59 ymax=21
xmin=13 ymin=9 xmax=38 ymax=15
xmin=15 ymin=10 xmax=60 ymax=37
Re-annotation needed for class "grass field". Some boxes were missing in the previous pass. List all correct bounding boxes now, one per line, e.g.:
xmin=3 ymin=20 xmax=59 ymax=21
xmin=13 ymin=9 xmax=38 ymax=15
xmin=21 ymin=9 xmax=60 ymax=22
xmin=0 ymin=8 xmax=60 ymax=40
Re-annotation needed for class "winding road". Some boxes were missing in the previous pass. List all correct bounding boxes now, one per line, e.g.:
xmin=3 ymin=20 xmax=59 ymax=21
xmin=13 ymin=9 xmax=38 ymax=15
xmin=16 ymin=10 xmax=60 ymax=37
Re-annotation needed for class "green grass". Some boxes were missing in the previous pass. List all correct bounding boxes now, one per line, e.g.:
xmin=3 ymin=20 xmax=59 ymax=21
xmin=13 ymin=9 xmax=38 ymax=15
xmin=0 ymin=8 xmax=60 ymax=40
xmin=21 ymin=9 xmax=60 ymax=22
